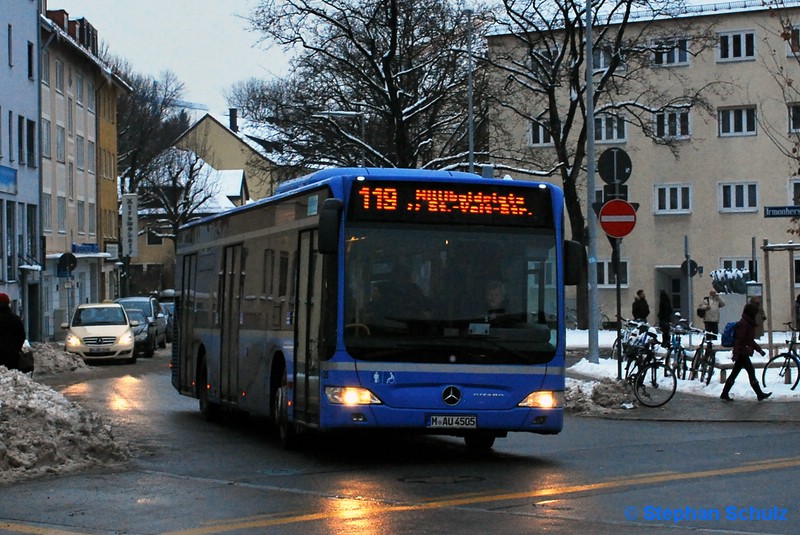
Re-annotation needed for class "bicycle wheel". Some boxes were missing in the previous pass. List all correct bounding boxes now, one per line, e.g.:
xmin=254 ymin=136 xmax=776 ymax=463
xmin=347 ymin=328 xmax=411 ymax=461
xmin=689 ymin=347 xmax=702 ymax=381
xmin=762 ymin=354 xmax=800 ymax=391
xmin=634 ymin=361 xmax=677 ymax=407
xmin=674 ymin=348 xmax=688 ymax=380
xmin=700 ymin=352 xmax=715 ymax=386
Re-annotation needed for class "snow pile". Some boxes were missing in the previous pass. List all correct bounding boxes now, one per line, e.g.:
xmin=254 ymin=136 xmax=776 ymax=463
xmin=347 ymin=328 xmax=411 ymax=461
xmin=565 ymin=376 xmax=636 ymax=415
xmin=0 ymin=345 xmax=129 ymax=484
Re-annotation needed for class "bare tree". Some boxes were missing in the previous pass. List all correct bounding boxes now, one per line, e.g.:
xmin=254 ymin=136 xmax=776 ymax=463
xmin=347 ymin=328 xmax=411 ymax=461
xmin=230 ymin=0 xmax=491 ymax=170
xmin=116 ymin=70 xmax=192 ymax=194
xmin=138 ymin=148 xmax=222 ymax=252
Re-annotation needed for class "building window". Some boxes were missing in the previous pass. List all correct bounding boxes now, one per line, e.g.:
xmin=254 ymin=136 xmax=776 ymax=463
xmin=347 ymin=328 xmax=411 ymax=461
xmin=87 ymin=81 xmax=95 ymax=112
xmin=718 ymin=30 xmax=755 ymax=61
xmin=68 ymin=163 xmax=74 ymax=200
xmin=790 ymin=104 xmax=800 ymax=133
xmin=42 ymin=193 xmax=51 ymax=232
xmin=594 ymin=114 xmax=626 ymax=142
xmin=88 ymin=202 xmax=96 ymax=235
xmin=529 ymin=119 xmax=555 ymax=146
xmin=653 ymin=38 xmax=689 ymax=66
xmin=55 ymin=59 xmax=64 ymax=92
xmin=77 ymin=200 xmax=85 ymax=234
xmin=76 ymin=74 xmax=84 ymax=106
xmin=57 ymin=196 xmax=66 ymax=233
xmin=597 ymin=258 xmax=629 ymax=288
xmin=56 ymin=125 xmax=65 ymax=162
xmin=76 ymin=135 xmax=84 ymax=170
xmin=655 ymin=109 xmax=690 ymax=139
xmin=87 ymin=140 xmax=95 ymax=173
xmin=6 ymin=24 xmax=12 ymax=67
xmin=41 ymin=50 xmax=49 ymax=85
xmin=41 ymin=118 xmax=51 ymax=159
xmin=6 ymin=201 xmax=16 ymax=281
xmin=17 ymin=116 xmax=24 ymax=165
xmin=790 ymin=177 xmax=800 ymax=204
xmin=720 ymin=182 xmax=758 ymax=212
xmin=147 ymin=227 xmax=163 ymax=245
xmin=655 ymin=184 xmax=691 ymax=214
xmin=7 ymin=111 xmax=13 ymax=161
xmin=67 ymin=98 xmax=74 ymax=135
xmin=26 ymin=119 xmax=35 ymax=167
xmin=719 ymin=107 xmax=756 ymax=137
xmin=27 ymin=41 xmax=34 ymax=79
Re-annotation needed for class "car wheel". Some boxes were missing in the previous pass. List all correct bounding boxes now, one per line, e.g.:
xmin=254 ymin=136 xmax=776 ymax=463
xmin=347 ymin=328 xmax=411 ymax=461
xmin=146 ymin=337 xmax=155 ymax=358
xmin=158 ymin=332 xmax=167 ymax=349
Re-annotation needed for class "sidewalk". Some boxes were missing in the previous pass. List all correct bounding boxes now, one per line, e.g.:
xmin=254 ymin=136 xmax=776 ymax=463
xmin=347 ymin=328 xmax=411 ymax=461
xmin=566 ymin=350 xmax=800 ymax=423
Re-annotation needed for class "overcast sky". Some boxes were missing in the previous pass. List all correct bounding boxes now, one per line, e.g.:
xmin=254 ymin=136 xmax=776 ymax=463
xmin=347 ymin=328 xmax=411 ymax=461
xmin=56 ymin=0 xmax=289 ymax=121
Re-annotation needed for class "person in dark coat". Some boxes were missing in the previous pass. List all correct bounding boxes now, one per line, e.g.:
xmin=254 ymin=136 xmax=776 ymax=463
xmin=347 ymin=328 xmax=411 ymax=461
xmin=631 ymin=289 xmax=650 ymax=323
xmin=657 ymin=290 xmax=673 ymax=348
xmin=720 ymin=302 xmax=771 ymax=402
xmin=0 ymin=293 xmax=26 ymax=370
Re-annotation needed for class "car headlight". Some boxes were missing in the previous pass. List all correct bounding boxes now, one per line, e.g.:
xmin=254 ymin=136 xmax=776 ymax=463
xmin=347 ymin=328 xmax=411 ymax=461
xmin=518 ymin=391 xmax=563 ymax=409
xmin=65 ymin=333 xmax=82 ymax=348
xmin=119 ymin=332 xmax=134 ymax=345
xmin=324 ymin=386 xmax=382 ymax=405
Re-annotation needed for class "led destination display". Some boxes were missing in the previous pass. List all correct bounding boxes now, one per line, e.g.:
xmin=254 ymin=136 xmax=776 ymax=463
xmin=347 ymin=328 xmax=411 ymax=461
xmin=348 ymin=181 xmax=553 ymax=226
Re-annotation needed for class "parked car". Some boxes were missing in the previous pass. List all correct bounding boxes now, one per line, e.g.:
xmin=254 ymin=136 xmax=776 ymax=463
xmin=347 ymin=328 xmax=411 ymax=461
xmin=161 ymin=302 xmax=174 ymax=343
xmin=61 ymin=303 xmax=138 ymax=364
xmin=127 ymin=308 xmax=157 ymax=359
xmin=115 ymin=296 xmax=167 ymax=348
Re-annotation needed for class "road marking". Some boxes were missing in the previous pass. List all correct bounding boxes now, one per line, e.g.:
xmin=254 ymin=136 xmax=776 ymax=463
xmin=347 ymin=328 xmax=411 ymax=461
xmin=3 ymin=456 xmax=799 ymax=535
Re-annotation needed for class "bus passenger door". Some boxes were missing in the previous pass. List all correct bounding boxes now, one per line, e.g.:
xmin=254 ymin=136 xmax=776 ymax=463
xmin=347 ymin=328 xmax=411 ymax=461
xmin=174 ymin=253 xmax=197 ymax=394
xmin=295 ymin=230 xmax=322 ymax=424
xmin=219 ymin=244 xmax=243 ymax=403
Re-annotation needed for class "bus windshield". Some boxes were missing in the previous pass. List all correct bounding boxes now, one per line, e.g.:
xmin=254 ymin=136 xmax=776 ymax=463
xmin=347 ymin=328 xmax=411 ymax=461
xmin=343 ymin=223 xmax=558 ymax=365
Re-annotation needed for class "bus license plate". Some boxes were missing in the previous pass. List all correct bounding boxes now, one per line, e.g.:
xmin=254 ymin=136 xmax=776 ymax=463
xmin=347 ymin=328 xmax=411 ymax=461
xmin=428 ymin=415 xmax=477 ymax=428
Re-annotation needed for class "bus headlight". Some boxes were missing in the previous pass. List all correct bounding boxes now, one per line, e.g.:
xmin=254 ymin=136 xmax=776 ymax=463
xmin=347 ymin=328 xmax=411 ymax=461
xmin=325 ymin=386 xmax=382 ymax=406
xmin=518 ymin=391 xmax=563 ymax=409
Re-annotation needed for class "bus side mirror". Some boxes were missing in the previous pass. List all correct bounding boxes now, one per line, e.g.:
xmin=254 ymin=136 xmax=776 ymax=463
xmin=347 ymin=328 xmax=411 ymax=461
xmin=319 ymin=198 xmax=344 ymax=255
xmin=563 ymin=240 xmax=583 ymax=286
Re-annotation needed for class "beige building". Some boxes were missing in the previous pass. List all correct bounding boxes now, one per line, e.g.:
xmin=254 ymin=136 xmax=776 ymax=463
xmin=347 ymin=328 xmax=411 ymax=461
xmin=175 ymin=111 xmax=275 ymax=199
xmin=488 ymin=1 xmax=800 ymax=330
xmin=40 ymin=7 xmax=128 ymax=339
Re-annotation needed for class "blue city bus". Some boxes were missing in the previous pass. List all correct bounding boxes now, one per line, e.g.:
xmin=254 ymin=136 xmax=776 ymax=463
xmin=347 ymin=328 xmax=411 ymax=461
xmin=172 ymin=167 xmax=581 ymax=449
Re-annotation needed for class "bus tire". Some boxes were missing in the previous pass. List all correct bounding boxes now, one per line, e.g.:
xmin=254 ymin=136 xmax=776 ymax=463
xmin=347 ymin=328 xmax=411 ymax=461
xmin=464 ymin=432 xmax=495 ymax=451
xmin=272 ymin=364 xmax=296 ymax=449
xmin=197 ymin=356 xmax=221 ymax=421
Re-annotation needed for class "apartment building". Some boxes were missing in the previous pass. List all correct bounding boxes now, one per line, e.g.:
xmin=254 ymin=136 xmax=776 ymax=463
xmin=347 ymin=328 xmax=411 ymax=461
xmin=1 ymin=0 xmax=42 ymax=340
xmin=39 ymin=5 xmax=128 ymax=339
xmin=487 ymin=1 xmax=800 ymax=328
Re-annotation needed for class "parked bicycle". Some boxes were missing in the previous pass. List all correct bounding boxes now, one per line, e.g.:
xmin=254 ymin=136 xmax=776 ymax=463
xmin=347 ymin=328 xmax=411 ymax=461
xmin=633 ymin=351 xmax=678 ymax=408
xmin=689 ymin=328 xmax=716 ymax=386
xmin=761 ymin=322 xmax=800 ymax=391
xmin=666 ymin=323 xmax=690 ymax=379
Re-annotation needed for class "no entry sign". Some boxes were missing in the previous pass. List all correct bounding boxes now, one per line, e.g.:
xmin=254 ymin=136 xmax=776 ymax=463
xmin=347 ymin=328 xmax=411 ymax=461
xmin=599 ymin=199 xmax=637 ymax=238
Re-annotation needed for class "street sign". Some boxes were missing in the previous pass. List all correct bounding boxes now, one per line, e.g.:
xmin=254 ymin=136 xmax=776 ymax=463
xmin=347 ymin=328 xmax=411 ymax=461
xmin=764 ymin=206 xmax=800 ymax=218
xmin=598 ymin=148 xmax=632 ymax=185
xmin=599 ymin=199 xmax=637 ymax=238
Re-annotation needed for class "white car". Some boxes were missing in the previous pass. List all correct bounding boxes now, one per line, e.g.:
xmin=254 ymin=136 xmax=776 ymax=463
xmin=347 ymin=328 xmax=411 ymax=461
xmin=61 ymin=303 xmax=139 ymax=364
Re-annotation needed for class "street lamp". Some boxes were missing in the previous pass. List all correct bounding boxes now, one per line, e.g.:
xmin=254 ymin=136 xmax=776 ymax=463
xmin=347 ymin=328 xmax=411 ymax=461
xmin=463 ymin=8 xmax=475 ymax=174
xmin=314 ymin=110 xmax=367 ymax=167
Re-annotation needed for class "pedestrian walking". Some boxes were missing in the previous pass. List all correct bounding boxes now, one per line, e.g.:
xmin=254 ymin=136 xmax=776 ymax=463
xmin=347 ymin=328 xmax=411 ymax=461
xmin=631 ymin=289 xmax=650 ymax=323
xmin=697 ymin=289 xmax=725 ymax=334
xmin=720 ymin=302 xmax=771 ymax=402
xmin=657 ymin=290 xmax=672 ymax=348
xmin=0 ymin=293 xmax=26 ymax=371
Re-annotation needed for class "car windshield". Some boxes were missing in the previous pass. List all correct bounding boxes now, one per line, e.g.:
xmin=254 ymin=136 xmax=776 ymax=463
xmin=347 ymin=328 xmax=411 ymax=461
xmin=127 ymin=310 xmax=146 ymax=322
xmin=118 ymin=299 xmax=151 ymax=315
xmin=73 ymin=307 xmax=127 ymax=326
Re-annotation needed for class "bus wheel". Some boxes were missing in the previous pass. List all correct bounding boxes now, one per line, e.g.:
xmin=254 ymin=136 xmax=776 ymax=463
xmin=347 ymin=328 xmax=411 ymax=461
xmin=198 ymin=358 xmax=221 ymax=421
xmin=464 ymin=432 xmax=495 ymax=451
xmin=272 ymin=366 xmax=296 ymax=449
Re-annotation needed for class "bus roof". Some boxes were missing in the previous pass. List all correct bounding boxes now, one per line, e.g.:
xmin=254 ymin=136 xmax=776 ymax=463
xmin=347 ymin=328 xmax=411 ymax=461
xmin=179 ymin=167 xmax=557 ymax=231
